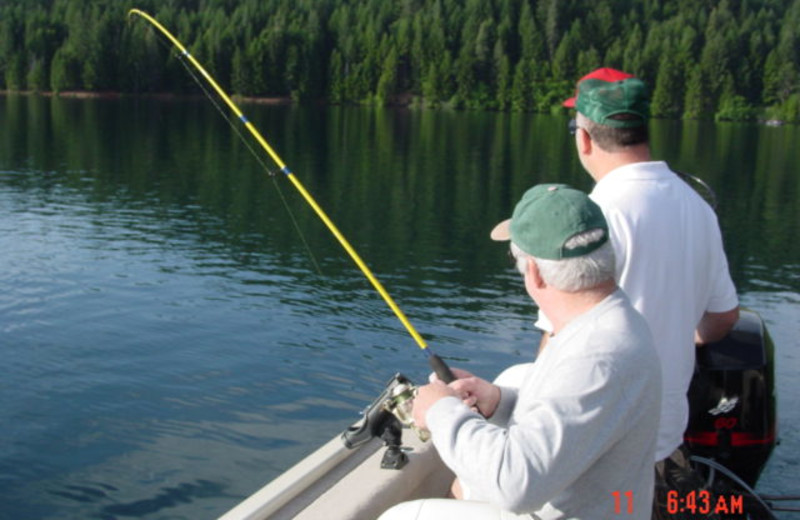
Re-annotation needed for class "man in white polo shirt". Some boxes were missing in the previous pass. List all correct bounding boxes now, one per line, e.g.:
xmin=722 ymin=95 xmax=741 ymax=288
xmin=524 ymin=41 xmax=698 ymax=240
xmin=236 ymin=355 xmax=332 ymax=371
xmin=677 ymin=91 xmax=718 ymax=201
xmin=559 ymin=68 xmax=740 ymax=518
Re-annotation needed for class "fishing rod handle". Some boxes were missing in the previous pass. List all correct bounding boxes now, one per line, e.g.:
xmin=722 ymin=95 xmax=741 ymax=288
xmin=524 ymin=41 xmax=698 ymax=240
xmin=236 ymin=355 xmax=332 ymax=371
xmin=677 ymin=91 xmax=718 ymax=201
xmin=428 ymin=353 xmax=456 ymax=384
xmin=429 ymin=353 xmax=487 ymax=417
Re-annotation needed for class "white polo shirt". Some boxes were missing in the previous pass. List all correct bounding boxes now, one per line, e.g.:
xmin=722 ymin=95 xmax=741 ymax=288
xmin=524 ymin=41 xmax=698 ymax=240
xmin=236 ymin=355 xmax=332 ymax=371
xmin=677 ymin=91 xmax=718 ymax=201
xmin=585 ymin=161 xmax=738 ymax=460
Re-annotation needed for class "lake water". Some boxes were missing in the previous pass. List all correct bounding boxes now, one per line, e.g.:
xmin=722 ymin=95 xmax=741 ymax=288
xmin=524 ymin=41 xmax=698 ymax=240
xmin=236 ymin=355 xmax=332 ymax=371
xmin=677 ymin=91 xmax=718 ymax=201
xmin=1 ymin=95 xmax=798 ymax=519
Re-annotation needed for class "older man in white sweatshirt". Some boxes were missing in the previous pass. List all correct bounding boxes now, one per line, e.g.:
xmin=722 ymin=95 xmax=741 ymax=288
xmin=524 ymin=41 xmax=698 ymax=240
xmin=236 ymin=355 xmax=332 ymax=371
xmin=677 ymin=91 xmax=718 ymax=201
xmin=380 ymin=184 xmax=661 ymax=520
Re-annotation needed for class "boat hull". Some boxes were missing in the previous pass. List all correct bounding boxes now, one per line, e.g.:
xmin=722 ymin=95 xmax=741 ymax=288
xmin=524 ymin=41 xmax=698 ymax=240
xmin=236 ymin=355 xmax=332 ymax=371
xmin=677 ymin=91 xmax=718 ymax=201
xmin=220 ymin=432 xmax=453 ymax=520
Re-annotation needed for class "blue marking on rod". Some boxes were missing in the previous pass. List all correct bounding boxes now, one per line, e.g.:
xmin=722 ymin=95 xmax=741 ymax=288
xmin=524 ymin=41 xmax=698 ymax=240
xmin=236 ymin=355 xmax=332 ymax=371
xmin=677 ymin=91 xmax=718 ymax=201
xmin=281 ymin=166 xmax=292 ymax=175
xmin=239 ymin=114 xmax=249 ymax=123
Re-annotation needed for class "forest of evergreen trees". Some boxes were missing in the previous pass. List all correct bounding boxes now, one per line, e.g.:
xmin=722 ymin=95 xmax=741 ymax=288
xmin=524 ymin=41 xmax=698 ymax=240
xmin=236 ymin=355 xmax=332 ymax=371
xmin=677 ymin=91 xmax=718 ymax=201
xmin=1 ymin=0 xmax=799 ymax=122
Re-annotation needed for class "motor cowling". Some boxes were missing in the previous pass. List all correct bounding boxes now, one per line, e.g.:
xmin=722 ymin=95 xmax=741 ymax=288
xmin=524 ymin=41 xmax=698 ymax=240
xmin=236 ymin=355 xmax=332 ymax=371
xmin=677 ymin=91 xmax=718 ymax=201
xmin=685 ymin=309 xmax=777 ymax=487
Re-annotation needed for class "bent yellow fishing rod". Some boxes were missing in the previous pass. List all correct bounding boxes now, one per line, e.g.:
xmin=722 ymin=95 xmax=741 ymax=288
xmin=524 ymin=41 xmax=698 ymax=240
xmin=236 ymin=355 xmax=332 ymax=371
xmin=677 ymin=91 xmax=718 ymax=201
xmin=128 ymin=8 xmax=455 ymax=382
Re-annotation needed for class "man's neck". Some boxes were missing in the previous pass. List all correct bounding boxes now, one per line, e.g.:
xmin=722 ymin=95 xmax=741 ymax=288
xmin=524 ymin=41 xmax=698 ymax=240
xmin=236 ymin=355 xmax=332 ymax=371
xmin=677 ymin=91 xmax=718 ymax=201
xmin=590 ymin=144 xmax=652 ymax=182
xmin=543 ymin=281 xmax=617 ymax=336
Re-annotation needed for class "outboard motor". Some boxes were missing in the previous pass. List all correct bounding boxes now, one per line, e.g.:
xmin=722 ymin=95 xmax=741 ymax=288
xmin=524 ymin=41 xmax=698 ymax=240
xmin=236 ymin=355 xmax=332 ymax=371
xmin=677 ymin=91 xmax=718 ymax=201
xmin=685 ymin=309 xmax=777 ymax=488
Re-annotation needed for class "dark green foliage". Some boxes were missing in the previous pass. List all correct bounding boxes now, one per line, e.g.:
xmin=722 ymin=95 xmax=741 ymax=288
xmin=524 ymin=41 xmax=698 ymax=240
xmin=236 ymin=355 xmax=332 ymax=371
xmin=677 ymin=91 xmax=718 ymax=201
xmin=1 ymin=0 xmax=798 ymax=121
xmin=683 ymin=62 xmax=712 ymax=119
xmin=651 ymin=49 xmax=686 ymax=118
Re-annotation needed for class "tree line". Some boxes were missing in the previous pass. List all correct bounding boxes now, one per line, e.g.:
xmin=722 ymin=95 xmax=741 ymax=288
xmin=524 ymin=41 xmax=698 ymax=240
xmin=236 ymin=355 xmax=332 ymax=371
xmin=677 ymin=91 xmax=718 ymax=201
xmin=1 ymin=0 xmax=799 ymax=122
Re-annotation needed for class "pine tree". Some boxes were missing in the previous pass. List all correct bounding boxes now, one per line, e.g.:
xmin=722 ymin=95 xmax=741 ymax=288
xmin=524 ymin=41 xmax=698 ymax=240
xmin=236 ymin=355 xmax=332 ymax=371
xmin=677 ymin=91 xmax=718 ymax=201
xmin=231 ymin=46 xmax=251 ymax=95
xmin=328 ymin=48 xmax=345 ymax=103
xmin=551 ymin=28 xmax=579 ymax=82
xmin=518 ymin=2 xmax=545 ymax=63
xmin=451 ymin=44 xmax=476 ymax=108
xmin=494 ymin=40 xmax=512 ymax=111
xmin=651 ymin=52 xmax=684 ymax=118
xmin=603 ymin=39 xmax=625 ymax=70
xmin=622 ymin=25 xmax=644 ymax=77
xmin=50 ymin=46 xmax=80 ymax=93
xmin=511 ymin=58 xmax=534 ymax=112
xmin=683 ymin=63 xmax=711 ymax=120
xmin=4 ymin=52 xmax=25 ymax=90
xmin=375 ymin=46 xmax=398 ymax=105
xmin=716 ymin=74 xmax=756 ymax=122
xmin=575 ymin=47 xmax=601 ymax=78
xmin=27 ymin=57 xmax=47 ymax=91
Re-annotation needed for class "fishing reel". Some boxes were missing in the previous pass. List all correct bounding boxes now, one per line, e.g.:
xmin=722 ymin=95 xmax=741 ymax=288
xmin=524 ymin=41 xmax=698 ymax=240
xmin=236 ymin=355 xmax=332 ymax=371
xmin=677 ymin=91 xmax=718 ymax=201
xmin=341 ymin=373 xmax=429 ymax=470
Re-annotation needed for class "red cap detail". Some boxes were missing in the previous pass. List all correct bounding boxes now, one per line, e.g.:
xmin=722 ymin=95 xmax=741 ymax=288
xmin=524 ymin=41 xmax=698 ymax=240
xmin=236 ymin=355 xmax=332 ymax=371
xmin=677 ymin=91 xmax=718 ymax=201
xmin=562 ymin=67 xmax=635 ymax=108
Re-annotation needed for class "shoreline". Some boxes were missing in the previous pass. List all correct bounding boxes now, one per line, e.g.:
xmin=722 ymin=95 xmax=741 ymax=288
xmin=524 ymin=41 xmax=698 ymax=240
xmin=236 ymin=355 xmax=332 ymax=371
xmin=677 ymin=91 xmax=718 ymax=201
xmin=0 ymin=90 xmax=789 ymax=125
xmin=0 ymin=89 xmax=294 ymax=105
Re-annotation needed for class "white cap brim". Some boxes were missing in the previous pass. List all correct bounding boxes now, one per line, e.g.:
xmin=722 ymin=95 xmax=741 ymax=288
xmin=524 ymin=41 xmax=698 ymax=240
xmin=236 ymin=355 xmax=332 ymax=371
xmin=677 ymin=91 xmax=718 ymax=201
xmin=490 ymin=219 xmax=511 ymax=241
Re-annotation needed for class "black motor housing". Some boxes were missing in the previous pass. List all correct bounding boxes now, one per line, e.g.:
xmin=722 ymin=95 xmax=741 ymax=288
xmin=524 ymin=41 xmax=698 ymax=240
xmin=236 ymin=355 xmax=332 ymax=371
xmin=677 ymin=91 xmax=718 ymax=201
xmin=684 ymin=309 xmax=777 ymax=487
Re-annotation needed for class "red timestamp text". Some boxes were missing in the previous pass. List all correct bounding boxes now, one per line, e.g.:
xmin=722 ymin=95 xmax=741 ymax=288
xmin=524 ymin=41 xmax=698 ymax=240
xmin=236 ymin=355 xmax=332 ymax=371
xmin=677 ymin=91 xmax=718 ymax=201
xmin=612 ymin=490 xmax=634 ymax=514
xmin=667 ymin=489 xmax=744 ymax=515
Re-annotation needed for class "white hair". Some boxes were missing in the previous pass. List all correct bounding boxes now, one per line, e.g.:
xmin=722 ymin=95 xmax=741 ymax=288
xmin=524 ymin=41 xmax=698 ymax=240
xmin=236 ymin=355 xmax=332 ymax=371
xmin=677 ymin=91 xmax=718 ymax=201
xmin=512 ymin=229 xmax=615 ymax=292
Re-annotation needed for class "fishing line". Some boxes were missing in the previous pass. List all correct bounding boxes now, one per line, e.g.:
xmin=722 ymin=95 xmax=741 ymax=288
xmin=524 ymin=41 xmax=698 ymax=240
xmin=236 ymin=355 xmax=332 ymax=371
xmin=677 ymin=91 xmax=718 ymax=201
xmin=172 ymin=46 xmax=323 ymax=275
xmin=128 ymin=8 xmax=455 ymax=382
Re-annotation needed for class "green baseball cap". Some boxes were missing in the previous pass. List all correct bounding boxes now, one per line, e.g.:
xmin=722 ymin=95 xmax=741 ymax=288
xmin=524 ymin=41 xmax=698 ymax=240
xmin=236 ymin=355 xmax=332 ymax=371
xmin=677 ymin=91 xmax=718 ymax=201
xmin=490 ymin=184 xmax=608 ymax=260
xmin=575 ymin=78 xmax=649 ymax=128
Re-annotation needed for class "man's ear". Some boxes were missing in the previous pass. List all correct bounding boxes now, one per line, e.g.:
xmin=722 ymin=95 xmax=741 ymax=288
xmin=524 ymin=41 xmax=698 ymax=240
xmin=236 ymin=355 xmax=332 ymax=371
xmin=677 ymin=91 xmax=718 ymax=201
xmin=578 ymin=126 xmax=593 ymax=156
xmin=525 ymin=257 xmax=546 ymax=291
